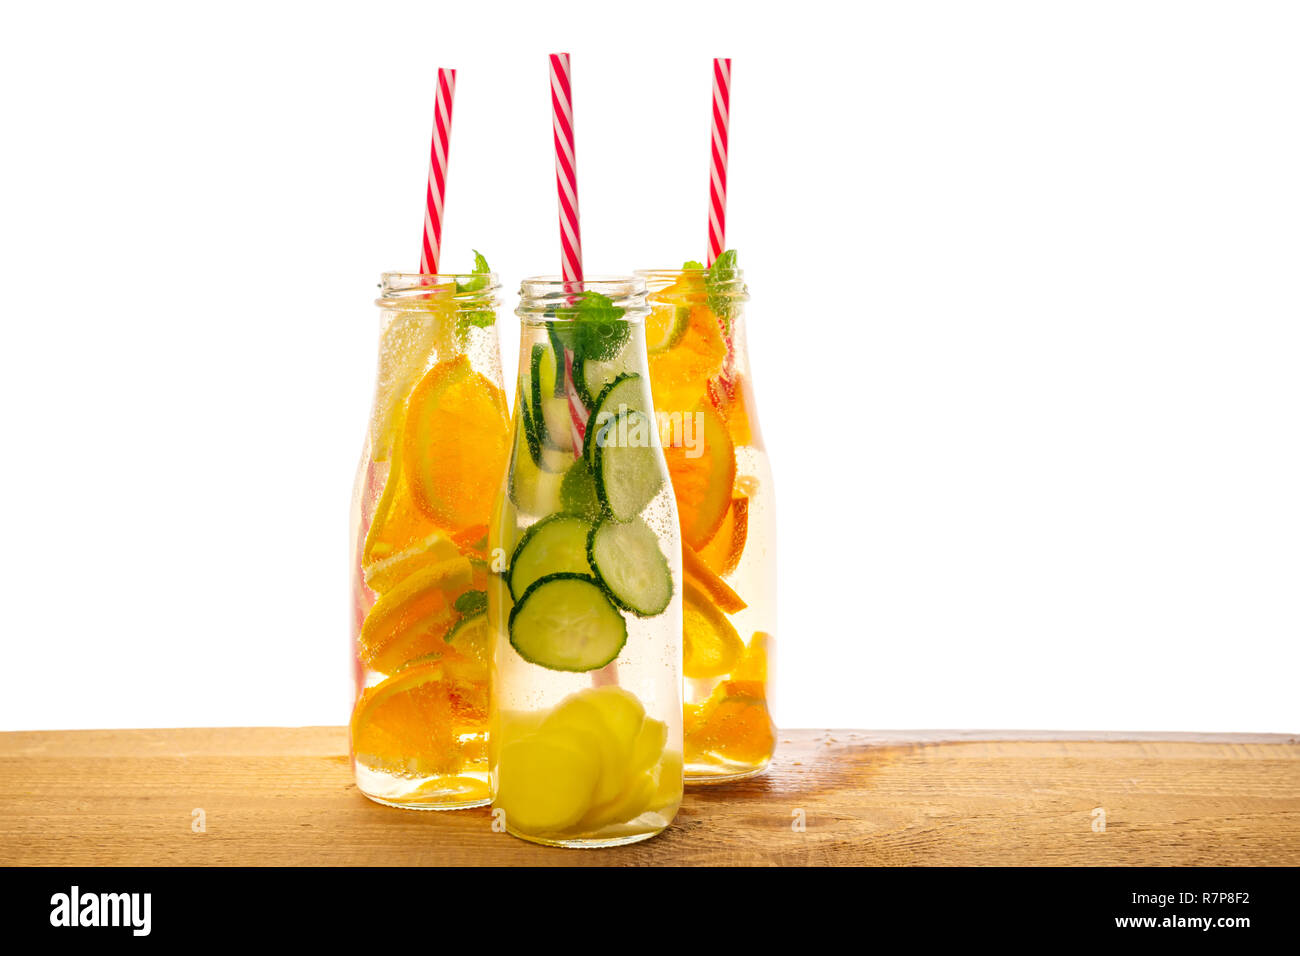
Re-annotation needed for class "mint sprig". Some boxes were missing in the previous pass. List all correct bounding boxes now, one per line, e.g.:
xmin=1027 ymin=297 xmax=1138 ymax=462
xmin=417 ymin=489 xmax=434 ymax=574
xmin=549 ymin=291 xmax=630 ymax=361
xmin=705 ymin=249 xmax=740 ymax=337
xmin=455 ymin=250 xmax=496 ymax=341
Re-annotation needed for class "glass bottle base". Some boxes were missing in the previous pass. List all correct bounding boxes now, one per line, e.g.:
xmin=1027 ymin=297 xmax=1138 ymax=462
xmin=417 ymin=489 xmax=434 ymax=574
xmin=505 ymin=826 xmax=666 ymax=849
xmin=354 ymin=763 xmax=490 ymax=811
xmin=684 ymin=756 xmax=772 ymax=785
xmin=361 ymin=792 xmax=491 ymax=812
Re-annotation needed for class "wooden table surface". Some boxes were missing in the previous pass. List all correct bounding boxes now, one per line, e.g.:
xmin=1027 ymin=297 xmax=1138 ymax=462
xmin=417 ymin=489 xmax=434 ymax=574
xmin=1 ymin=727 xmax=1296 ymax=866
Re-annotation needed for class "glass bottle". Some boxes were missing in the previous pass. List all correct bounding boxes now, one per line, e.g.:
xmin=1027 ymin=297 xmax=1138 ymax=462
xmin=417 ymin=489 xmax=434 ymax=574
xmin=488 ymin=276 xmax=684 ymax=847
xmin=635 ymin=263 xmax=777 ymax=783
xmin=349 ymin=272 xmax=511 ymax=809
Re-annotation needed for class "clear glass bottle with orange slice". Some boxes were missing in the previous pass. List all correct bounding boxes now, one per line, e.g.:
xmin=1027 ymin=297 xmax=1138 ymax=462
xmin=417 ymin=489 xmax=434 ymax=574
xmin=488 ymin=277 xmax=684 ymax=847
xmin=636 ymin=253 xmax=777 ymax=782
xmin=349 ymin=262 xmax=511 ymax=809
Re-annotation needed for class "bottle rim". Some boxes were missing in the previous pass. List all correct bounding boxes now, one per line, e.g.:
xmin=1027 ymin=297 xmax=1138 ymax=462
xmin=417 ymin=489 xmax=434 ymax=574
xmin=376 ymin=272 xmax=501 ymax=311
xmin=516 ymin=275 xmax=649 ymax=321
xmin=633 ymin=268 xmax=749 ymax=301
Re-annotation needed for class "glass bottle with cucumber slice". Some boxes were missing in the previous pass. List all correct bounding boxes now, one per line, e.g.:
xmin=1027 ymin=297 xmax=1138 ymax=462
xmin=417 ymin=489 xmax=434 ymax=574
xmin=349 ymin=264 xmax=511 ymax=810
xmin=636 ymin=253 xmax=778 ymax=783
xmin=488 ymin=276 xmax=684 ymax=847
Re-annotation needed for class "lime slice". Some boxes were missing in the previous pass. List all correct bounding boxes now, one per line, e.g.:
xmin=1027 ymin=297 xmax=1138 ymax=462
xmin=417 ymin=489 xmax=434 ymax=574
xmin=645 ymin=303 xmax=690 ymax=354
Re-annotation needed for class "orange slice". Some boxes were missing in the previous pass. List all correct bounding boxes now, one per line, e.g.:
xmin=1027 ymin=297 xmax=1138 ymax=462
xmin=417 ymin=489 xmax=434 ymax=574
xmin=403 ymin=355 xmax=510 ymax=536
xmin=708 ymin=373 xmax=756 ymax=447
xmin=350 ymin=658 xmax=463 ymax=777
xmin=361 ymin=453 xmax=460 ymax=594
xmin=731 ymin=631 xmax=773 ymax=685
xmin=697 ymin=495 xmax=749 ymax=578
xmin=683 ymin=543 xmax=747 ymax=613
xmin=451 ymin=523 xmax=490 ymax=560
xmin=662 ymin=399 xmax=736 ymax=550
xmin=684 ymin=690 xmax=775 ymax=767
xmin=357 ymin=556 xmax=472 ymax=674
xmin=682 ymin=581 xmax=745 ymax=679
xmin=646 ymin=303 xmax=728 ymax=415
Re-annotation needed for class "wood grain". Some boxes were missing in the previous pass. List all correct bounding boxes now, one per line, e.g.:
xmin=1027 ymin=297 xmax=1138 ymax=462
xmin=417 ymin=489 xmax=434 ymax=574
xmin=1 ymin=727 xmax=1296 ymax=866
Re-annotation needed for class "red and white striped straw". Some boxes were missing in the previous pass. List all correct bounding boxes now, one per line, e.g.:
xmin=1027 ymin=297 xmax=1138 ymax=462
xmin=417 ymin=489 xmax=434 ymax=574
xmin=550 ymin=53 xmax=583 ymax=285
xmin=548 ymin=52 xmax=589 ymax=451
xmin=706 ymin=57 xmax=732 ymax=268
xmin=419 ymin=68 xmax=457 ymax=275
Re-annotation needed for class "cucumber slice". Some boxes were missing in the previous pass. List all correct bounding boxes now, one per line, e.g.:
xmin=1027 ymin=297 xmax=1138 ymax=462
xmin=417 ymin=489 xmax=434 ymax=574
xmin=519 ymin=393 xmax=542 ymax=467
xmin=588 ymin=515 xmax=674 ymax=617
xmin=575 ymin=350 xmax=637 ymax=409
xmin=583 ymin=373 xmax=650 ymax=462
xmin=531 ymin=343 xmax=574 ymax=452
xmin=508 ymin=514 xmax=595 ymax=600
xmin=591 ymin=409 xmax=663 ymax=521
xmin=508 ymin=411 xmax=564 ymax=516
xmin=545 ymin=328 xmax=567 ymax=395
xmin=508 ymin=573 xmax=628 ymax=672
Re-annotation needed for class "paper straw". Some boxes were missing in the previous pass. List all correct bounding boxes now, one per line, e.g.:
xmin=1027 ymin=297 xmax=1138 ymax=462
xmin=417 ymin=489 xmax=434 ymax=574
xmin=706 ymin=58 xmax=731 ymax=268
xmin=419 ymin=68 xmax=457 ymax=275
xmin=550 ymin=53 xmax=583 ymax=285
xmin=549 ymin=52 xmax=589 ymax=451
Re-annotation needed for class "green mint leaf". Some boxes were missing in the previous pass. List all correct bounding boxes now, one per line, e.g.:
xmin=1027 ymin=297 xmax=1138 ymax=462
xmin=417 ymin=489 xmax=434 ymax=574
xmin=682 ymin=259 xmax=705 ymax=271
xmin=547 ymin=291 xmax=630 ymax=361
xmin=455 ymin=250 xmax=491 ymax=294
xmin=453 ymin=590 xmax=488 ymax=616
xmin=455 ymin=251 xmax=495 ymax=342
xmin=706 ymin=249 xmax=739 ymax=336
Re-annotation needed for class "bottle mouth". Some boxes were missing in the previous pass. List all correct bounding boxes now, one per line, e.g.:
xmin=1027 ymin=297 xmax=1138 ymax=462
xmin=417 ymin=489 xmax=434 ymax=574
xmin=633 ymin=268 xmax=748 ymax=302
xmin=376 ymin=272 xmax=501 ymax=311
xmin=516 ymin=275 xmax=649 ymax=322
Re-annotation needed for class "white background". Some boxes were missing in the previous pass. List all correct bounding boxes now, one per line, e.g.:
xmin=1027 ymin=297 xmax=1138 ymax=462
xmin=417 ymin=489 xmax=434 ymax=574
xmin=1 ymin=1 xmax=1296 ymax=733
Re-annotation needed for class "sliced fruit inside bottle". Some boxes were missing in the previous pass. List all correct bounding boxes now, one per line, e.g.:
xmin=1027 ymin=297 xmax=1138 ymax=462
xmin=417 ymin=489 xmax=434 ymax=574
xmin=403 ymin=354 xmax=510 ymax=535
xmin=508 ymin=402 xmax=565 ymax=517
xmin=350 ymin=658 xmax=463 ymax=777
xmin=542 ymin=693 xmax=634 ymax=807
xmin=368 ymin=295 xmax=455 ymax=461
xmin=582 ymin=373 xmax=649 ymax=462
xmin=682 ymin=542 xmax=746 ymax=613
xmin=508 ymin=573 xmax=627 ymax=672
xmin=731 ymin=631 xmax=773 ymax=685
xmin=662 ymin=399 xmax=736 ymax=550
xmin=442 ymin=610 xmax=490 ymax=682
xmin=684 ymin=685 xmax=775 ymax=767
xmin=592 ymin=410 xmax=663 ymax=521
xmin=681 ymin=580 xmax=745 ymax=679
xmin=588 ymin=515 xmax=674 ymax=617
xmin=649 ymin=749 xmax=685 ymax=812
xmin=575 ymin=349 xmax=638 ymax=409
xmin=697 ymin=495 xmax=749 ymax=578
xmin=362 ymin=454 xmax=461 ymax=593
xmin=645 ymin=302 xmax=728 ymax=415
xmin=530 ymin=342 xmax=575 ymax=453
xmin=357 ymin=556 xmax=473 ymax=674
xmin=707 ymin=372 xmax=757 ymax=447
xmin=494 ymin=734 xmax=601 ymax=833
xmin=645 ymin=303 xmax=691 ymax=354
xmin=508 ymin=514 xmax=595 ymax=600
